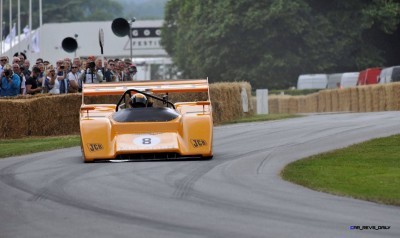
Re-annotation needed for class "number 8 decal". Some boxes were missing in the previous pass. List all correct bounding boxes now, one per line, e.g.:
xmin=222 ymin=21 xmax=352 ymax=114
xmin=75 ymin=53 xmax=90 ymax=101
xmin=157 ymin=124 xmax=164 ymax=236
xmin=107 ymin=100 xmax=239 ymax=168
xmin=134 ymin=135 xmax=160 ymax=146
xmin=142 ymin=138 xmax=151 ymax=144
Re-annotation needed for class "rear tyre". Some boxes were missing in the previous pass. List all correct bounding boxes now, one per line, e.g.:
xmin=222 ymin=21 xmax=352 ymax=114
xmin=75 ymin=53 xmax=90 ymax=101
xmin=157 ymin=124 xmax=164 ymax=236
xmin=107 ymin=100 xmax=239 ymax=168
xmin=203 ymin=156 xmax=213 ymax=160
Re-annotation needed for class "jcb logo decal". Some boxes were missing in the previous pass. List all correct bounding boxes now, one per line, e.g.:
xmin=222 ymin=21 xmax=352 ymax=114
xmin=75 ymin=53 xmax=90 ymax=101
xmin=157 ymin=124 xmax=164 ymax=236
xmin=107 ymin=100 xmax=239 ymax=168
xmin=87 ymin=143 xmax=104 ymax=152
xmin=191 ymin=139 xmax=207 ymax=148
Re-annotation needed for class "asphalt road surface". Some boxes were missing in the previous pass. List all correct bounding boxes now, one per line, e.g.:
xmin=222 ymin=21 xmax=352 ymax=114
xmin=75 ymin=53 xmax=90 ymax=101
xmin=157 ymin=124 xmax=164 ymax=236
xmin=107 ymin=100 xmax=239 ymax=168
xmin=1 ymin=112 xmax=399 ymax=238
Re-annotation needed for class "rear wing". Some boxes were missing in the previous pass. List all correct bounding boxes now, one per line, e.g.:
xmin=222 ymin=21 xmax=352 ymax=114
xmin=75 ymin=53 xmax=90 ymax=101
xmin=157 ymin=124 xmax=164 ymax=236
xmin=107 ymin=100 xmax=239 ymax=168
xmin=81 ymin=79 xmax=211 ymax=105
xmin=82 ymin=79 xmax=209 ymax=96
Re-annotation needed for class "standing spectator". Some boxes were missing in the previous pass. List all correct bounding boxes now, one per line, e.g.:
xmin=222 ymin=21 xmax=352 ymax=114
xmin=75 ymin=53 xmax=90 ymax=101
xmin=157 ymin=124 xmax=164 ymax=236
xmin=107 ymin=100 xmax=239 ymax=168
xmin=118 ymin=60 xmax=127 ymax=81
xmin=105 ymin=59 xmax=117 ymax=82
xmin=1 ymin=64 xmax=21 ymax=97
xmin=0 ymin=56 xmax=8 ymax=95
xmin=13 ymin=63 xmax=26 ymax=95
xmin=73 ymin=57 xmax=81 ymax=69
xmin=26 ymin=66 xmax=42 ymax=95
xmin=47 ymin=65 xmax=60 ymax=94
xmin=67 ymin=64 xmax=79 ymax=93
xmin=35 ymin=58 xmax=43 ymax=65
xmin=64 ymin=58 xmax=72 ymax=72
xmin=0 ymin=56 xmax=9 ymax=76
xmin=17 ymin=53 xmax=26 ymax=66
xmin=114 ymin=62 xmax=121 ymax=82
xmin=55 ymin=59 xmax=63 ymax=73
xmin=22 ymin=59 xmax=31 ymax=80
xmin=12 ymin=57 xmax=21 ymax=66
xmin=43 ymin=60 xmax=50 ymax=68
xmin=95 ymin=57 xmax=104 ymax=75
xmin=56 ymin=62 xmax=69 ymax=94
xmin=127 ymin=64 xmax=138 ymax=81
xmin=78 ymin=56 xmax=103 ymax=88
xmin=37 ymin=62 xmax=47 ymax=93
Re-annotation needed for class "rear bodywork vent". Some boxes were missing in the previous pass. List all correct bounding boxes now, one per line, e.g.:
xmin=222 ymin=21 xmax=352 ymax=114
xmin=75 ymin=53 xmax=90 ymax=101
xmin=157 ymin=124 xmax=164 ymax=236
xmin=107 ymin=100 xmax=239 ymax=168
xmin=115 ymin=153 xmax=202 ymax=161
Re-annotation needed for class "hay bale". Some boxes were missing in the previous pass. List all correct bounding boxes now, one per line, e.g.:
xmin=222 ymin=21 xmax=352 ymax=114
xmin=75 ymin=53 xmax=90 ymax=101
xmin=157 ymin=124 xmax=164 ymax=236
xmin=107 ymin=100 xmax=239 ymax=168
xmin=384 ymin=83 xmax=395 ymax=111
xmin=364 ymin=86 xmax=373 ymax=112
xmin=0 ymin=100 xmax=30 ymax=139
xmin=278 ymin=96 xmax=291 ymax=114
xmin=317 ymin=90 xmax=328 ymax=112
xmin=25 ymin=94 xmax=81 ymax=136
xmin=268 ymin=96 xmax=280 ymax=114
xmin=350 ymin=87 xmax=359 ymax=112
xmin=370 ymin=84 xmax=386 ymax=111
xmin=297 ymin=96 xmax=307 ymax=113
xmin=358 ymin=86 xmax=367 ymax=112
xmin=391 ymin=83 xmax=400 ymax=110
xmin=338 ymin=88 xmax=351 ymax=112
xmin=331 ymin=89 xmax=339 ymax=112
xmin=210 ymin=82 xmax=243 ymax=123
xmin=288 ymin=97 xmax=299 ymax=114
xmin=307 ymin=93 xmax=319 ymax=113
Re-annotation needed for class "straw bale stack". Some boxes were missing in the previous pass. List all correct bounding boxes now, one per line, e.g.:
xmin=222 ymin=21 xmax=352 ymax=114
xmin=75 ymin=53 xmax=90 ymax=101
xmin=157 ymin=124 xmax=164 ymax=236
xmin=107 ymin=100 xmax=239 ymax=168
xmin=318 ymin=90 xmax=331 ymax=112
xmin=349 ymin=87 xmax=359 ymax=112
xmin=392 ymin=83 xmax=400 ymax=110
xmin=297 ymin=96 xmax=307 ymax=113
xmin=357 ymin=86 xmax=367 ymax=112
xmin=384 ymin=83 xmax=395 ymax=111
xmin=85 ymin=95 xmax=121 ymax=104
xmin=370 ymin=84 xmax=386 ymax=111
xmin=25 ymin=94 xmax=81 ymax=136
xmin=288 ymin=97 xmax=299 ymax=114
xmin=338 ymin=88 xmax=351 ymax=112
xmin=268 ymin=96 xmax=280 ymax=114
xmin=278 ymin=96 xmax=291 ymax=114
xmin=0 ymin=99 xmax=30 ymax=138
xmin=330 ymin=89 xmax=339 ymax=112
xmin=364 ymin=86 xmax=373 ymax=112
xmin=209 ymin=82 xmax=243 ymax=123
xmin=306 ymin=93 xmax=319 ymax=113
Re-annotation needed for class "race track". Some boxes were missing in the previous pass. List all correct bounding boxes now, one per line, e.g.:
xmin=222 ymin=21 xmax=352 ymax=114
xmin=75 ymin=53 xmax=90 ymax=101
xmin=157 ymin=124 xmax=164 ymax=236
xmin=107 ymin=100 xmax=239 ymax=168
xmin=0 ymin=112 xmax=399 ymax=238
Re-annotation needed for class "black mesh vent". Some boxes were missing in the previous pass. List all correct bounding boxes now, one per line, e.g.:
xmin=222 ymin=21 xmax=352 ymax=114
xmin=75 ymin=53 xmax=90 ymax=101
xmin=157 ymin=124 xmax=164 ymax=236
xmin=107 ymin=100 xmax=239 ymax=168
xmin=115 ymin=153 xmax=201 ymax=161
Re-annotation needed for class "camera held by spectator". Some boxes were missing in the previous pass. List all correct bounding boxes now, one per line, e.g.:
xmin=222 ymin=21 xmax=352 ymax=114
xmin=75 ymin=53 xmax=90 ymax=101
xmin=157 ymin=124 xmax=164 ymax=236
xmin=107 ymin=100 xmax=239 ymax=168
xmin=88 ymin=61 xmax=96 ymax=69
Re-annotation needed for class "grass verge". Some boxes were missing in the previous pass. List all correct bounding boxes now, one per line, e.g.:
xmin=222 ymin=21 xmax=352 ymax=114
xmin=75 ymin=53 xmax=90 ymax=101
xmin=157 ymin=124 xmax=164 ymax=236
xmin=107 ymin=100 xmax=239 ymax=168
xmin=0 ymin=135 xmax=80 ymax=159
xmin=281 ymin=134 xmax=400 ymax=206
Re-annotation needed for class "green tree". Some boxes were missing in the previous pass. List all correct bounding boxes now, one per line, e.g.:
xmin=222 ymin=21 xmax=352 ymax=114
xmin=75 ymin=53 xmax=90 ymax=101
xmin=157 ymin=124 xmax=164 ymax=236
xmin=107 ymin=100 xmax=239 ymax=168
xmin=162 ymin=0 xmax=400 ymax=89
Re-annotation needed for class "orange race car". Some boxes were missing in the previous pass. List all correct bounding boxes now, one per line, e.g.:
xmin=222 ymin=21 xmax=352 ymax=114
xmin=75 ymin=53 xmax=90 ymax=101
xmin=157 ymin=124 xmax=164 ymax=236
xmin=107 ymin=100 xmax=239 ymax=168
xmin=79 ymin=79 xmax=213 ymax=162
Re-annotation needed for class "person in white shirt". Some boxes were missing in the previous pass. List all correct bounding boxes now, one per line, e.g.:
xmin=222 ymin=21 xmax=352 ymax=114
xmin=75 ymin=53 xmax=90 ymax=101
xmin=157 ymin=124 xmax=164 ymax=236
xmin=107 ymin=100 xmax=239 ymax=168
xmin=47 ymin=65 xmax=60 ymax=94
xmin=67 ymin=64 xmax=79 ymax=93
xmin=78 ymin=56 xmax=104 ymax=86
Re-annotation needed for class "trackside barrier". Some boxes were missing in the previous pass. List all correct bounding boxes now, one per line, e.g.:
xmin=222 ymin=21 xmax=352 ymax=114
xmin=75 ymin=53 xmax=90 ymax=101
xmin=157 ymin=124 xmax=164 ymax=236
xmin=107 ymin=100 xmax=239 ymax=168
xmin=267 ymin=83 xmax=400 ymax=114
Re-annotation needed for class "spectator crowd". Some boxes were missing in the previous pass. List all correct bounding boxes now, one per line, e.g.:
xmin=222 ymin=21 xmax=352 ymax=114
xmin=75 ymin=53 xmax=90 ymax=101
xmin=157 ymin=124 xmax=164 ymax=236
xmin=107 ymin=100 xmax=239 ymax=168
xmin=0 ymin=53 xmax=138 ymax=97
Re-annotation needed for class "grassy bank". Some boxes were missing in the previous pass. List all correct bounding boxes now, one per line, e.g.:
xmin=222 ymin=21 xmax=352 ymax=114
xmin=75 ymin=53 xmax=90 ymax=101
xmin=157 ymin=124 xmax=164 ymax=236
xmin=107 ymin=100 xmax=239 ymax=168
xmin=281 ymin=134 xmax=400 ymax=206
xmin=0 ymin=135 xmax=80 ymax=159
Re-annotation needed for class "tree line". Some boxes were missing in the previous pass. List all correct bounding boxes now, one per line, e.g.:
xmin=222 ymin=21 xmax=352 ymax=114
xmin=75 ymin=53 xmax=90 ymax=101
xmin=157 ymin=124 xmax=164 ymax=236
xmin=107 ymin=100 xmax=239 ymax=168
xmin=161 ymin=0 xmax=400 ymax=89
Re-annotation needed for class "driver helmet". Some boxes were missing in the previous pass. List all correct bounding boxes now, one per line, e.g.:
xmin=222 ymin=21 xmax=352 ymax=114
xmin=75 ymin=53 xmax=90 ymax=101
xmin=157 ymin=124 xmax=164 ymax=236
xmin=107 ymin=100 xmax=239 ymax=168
xmin=130 ymin=93 xmax=147 ymax=107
